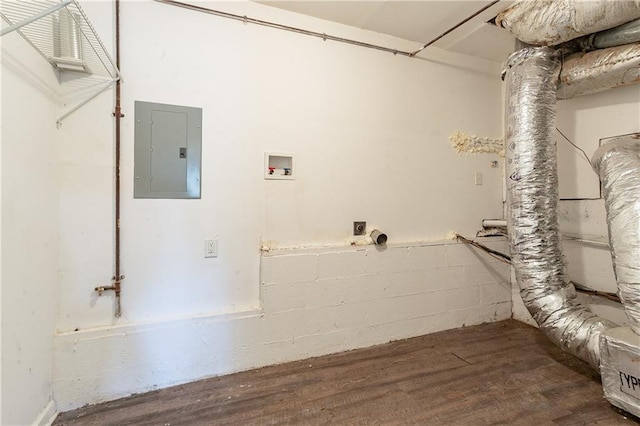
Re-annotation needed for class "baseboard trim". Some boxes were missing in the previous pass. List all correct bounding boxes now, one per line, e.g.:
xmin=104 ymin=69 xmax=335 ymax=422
xmin=33 ymin=400 xmax=58 ymax=426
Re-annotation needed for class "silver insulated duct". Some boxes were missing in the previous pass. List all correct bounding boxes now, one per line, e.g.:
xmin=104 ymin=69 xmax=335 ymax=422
xmin=557 ymin=43 xmax=640 ymax=100
xmin=503 ymin=46 xmax=616 ymax=370
xmin=592 ymin=138 xmax=640 ymax=335
xmin=496 ymin=0 xmax=640 ymax=46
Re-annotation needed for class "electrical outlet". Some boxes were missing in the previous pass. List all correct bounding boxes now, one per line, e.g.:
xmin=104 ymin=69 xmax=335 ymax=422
xmin=353 ymin=221 xmax=366 ymax=236
xmin=204 ymin=239 xmax=218 ymax=258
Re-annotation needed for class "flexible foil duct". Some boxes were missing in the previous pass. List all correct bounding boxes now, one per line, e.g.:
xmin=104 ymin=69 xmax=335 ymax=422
xmin=592 ymin=138 xmax=640 ymax=335
xmin=504 ymin=46 xmax=616 ymax=370
xmin=496 ymin=0 xmax=640 ymax=46
xmin=558 ymin=43 xmax=640 ymax=99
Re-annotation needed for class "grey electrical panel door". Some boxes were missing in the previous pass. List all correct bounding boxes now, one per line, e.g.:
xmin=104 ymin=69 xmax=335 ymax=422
xmin=134 ymin=101 xmax=202 ymax=199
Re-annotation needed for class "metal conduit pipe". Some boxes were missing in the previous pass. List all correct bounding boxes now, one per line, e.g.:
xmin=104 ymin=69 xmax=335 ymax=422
xmin=154 ymin=0 xmax=414 ymax=57
xmin=156 ymin=0 xmax=501 ymax=58
xmin=592 ymin=138 xmax=640 ymax=335
xmin=113 ymin=0 xmax=123 ymax=317
xmin=94 ymin=0 xmax=123 ymax=317
xmin=557 ymin=42 xmax=640 ymax=100
xmin=503 ymin=46 xmax=616 ymax=370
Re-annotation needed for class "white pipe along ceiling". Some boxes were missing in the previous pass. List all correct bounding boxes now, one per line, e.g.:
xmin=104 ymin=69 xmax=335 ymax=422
xmin=500 ymin=0 xmax=640 ymax=418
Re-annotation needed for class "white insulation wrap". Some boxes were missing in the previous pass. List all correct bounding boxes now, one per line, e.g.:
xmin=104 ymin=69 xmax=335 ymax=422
xmin=504 ymin=46 xmax=616 ymax=370
xmin=592 ymin=139 xmax=640 ymax=335
xmin=496 ymin=0 xmax=640 ymax=46
xmin=558 ymin=43 xmax=640 ymax=99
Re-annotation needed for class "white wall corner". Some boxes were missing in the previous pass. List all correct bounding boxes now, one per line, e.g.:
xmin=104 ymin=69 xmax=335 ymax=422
xmin=2 ymin=25 xmax=59 ymax=426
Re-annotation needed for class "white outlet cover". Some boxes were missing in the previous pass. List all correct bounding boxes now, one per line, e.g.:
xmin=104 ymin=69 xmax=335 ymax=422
xmin=475 ymin=171 xmax=483 ymax=186
xmin=204 ymin=239 xmax=218 ymax=258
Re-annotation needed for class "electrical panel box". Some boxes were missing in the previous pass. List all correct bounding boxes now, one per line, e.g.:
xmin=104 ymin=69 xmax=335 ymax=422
xmin=134 ymin=101 xmax=202 ymax=199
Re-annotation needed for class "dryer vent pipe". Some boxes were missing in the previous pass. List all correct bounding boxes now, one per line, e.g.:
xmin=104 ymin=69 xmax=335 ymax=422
xmin=370 ymin=230 xmax=387 ymax=245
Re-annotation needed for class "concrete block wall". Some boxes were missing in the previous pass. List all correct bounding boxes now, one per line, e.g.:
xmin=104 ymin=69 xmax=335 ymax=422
xmin=261 ymin=241 xmax=511 ymax=340
xmin=53 ymin=239 xmax=510 ymax=411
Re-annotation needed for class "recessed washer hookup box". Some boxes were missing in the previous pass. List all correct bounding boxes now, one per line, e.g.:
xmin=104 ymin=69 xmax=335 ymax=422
xmin=600 ymin=326 xmax=640 ymax=418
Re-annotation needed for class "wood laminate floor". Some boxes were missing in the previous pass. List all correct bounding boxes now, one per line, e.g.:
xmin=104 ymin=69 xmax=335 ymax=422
xmin=54 ymin=320 xmax=640 ymax=425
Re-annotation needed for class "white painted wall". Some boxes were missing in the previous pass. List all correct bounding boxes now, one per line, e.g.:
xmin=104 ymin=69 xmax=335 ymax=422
xmin=0 ymin=0 xmax=511 ymax=414
xmin=1 ymin=32 xmax=60 ymax=425
xmin=557 ymin=85 xmax=640 ymax=200
xmin=55 ymin=0 xmax=503 ymax=330
xmin=49 ymin=0 xmax=507 ymax=410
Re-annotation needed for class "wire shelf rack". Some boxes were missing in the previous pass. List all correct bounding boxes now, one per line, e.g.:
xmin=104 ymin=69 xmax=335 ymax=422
xmin=1 ymin=0 xmax=120 ymax=125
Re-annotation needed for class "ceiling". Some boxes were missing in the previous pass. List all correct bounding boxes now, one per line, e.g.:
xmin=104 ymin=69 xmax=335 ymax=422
xmin=257 ymin=1 xmax=516 ymax=62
